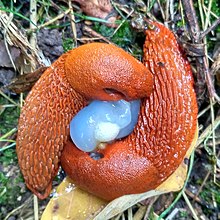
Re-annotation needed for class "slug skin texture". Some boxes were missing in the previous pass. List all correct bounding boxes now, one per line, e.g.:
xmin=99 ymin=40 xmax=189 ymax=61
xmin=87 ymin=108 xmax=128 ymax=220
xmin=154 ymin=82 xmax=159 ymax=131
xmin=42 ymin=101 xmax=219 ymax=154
xmin=16 ymin=43 xmax=153 ymax=199
xmin=17 ymin=22 xmax=197 ymax=200
xmin=60 ymin=22 xmax=198 ymax=200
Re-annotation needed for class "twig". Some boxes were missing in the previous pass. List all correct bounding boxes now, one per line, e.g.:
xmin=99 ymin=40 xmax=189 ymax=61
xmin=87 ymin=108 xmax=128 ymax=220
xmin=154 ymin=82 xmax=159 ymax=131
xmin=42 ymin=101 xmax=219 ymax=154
xmin=203 ymin=5 xmax=219 ymax=19
xmin=133 ymin=206 xmax=147 ymax=220
xmin=204 ymin=58 xmax=220 ymax=104
xmin=111 ymin=8 xmax=134 ymax=38
xmin=204 ymin=0 xmax=213 ymax=30
xmin=210 ymin=99 xmax=217 ymax=183
xmin=182 ymin=191 xmax=199 ymax=220
xmin=169 ymin=0 xmax=175 ymax=24
xmin=196 ymin=116 xmax=220 ymax=148
xmin=4 ymin=204 xmax=26 ymax=220
xmin=181 ymin=0 xmax=200 ymax=39
xmin=0 ymin=90 xmax=19 ymax=106
xmin=4 ymin=196 xmax=33 ymax=220
xmin=165 ymin=0 xmax=169 ymax=23
xmin=30 ymin=0 xmax=37 ymax=49
xmin=68 ymin=0 xmax=77 ymax=47
xmin=34 ymin=9 xmax=71 ymax=30
xmin=156 ymin=0 xmax=165 ymax=21
xmin=198 ymin=101 xmax=216 ymax=118
xmin=166 ymin=208 xmax=179 ymax=220
xmin=34 ymin=195 xmax=39 ymax=220
xmin=144 ymin=196 xmax=159 ymax=219
xmin=181 ymin=0 xmax=220 ymax=105
xmin=30 ymin=1 xmax=39 ymax=219
xmin=193 ymin=169 xmax=211 ymax=202
xmin=0 ymin=128 xmax=17 ymax=140
xmin=212 ymin=191 xmax=217 ymax=209
xmin=185 ymin=189 xmax=203 ymax=204
xmin=82 ymin=25 xmax=112 ymax=44
xmin=158 ymin=151 xmax=195 ymax=219
xmin=199 ymin=18 xmax=220 ymax=40
xmin=0 ymin=143 xmax=16 ymax=152
xmin=181 ymin=0 xmax=205 ymax=105
xmin=127 ymin=207 xmax=133 ymax=220
xmin=198 ymin=0 xmax=205 ymax=28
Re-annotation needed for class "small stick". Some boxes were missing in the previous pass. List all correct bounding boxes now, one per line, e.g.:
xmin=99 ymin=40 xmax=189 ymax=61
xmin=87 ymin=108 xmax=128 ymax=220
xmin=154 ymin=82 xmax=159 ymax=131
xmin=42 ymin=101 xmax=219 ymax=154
xmin=199 ymin=18 xmax=220 ymax=40
xmin=156 ymin=0 xmax=166 ymax=21
xmin=182 ymin=191 xmax=199 ymax=220
xmin=68 ymin=0 xmax=77 ymax=47
xmin=196 ymin=116 xmax=220 ymax=148
xmin=193 ymin=169 xmax=211 ymax=202
xmin=34 ymin=195 xmax=39 ymax=220
xmin=166 ymin=208 xmax=179 ymax=220
xmin=32 ymin=9 xmax=71 ymax=30
xmin=30 ymin=1 xmax=39 ymax=219
xmin=181 ymin=0 xmax=220 ymax=105
xmin=165 ymin=0 xmax=169 ymax=22
xmin=30 ymin=0 xmax=37 ymax=50
xmin=133 ymin=205 xmax=147 ymax=220
xmin=111 ymin=8 xmax=134 ymax=38
xmin=144 ymin=196 xmax=159 ymax=220
xmin=210 ymin=98 xmax=217 ymax=183
xmin=0 ymin=90 xmax=19 ymax=106
xmin=82 ymin=25 xmax=112 ymax=44
xmin=198 ymin=101 xmax=216 ymax=118
xmin=204 ymin=0 xmax=213 ymax=30
xmin=185 ymin=189 xmax=203 ymax=204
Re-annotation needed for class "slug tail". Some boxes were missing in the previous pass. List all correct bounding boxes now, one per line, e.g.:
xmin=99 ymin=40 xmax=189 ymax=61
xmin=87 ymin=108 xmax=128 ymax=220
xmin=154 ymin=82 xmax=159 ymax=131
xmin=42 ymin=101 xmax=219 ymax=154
xmin=16 ymin=54 xmax=86 ymax=198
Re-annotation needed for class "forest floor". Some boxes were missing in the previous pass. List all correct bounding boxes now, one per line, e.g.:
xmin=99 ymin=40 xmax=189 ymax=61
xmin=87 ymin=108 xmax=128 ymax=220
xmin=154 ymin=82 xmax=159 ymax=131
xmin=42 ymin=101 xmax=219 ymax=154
xmin=0 ymin=0 xmax=220 ymax=219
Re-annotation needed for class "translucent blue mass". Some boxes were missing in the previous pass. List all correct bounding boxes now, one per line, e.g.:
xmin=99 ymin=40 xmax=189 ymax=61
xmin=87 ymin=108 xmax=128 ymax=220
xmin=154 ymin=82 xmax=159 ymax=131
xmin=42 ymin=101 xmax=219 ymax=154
xmin=70 ymin=99 xmax=141 ymax=152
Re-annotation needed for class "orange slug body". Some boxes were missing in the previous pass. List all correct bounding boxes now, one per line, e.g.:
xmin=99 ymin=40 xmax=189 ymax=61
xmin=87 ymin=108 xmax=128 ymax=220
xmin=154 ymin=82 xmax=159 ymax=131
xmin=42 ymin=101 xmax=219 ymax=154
xmin=60 ymin=22 xmax=198 ymax=200
xmin=16 ymin=54 xmax=86 ymax=198
xmin=16 ymin=22 xmax=198 ymax=201
xmin=16 ymin=43 xmax=153 ymax=199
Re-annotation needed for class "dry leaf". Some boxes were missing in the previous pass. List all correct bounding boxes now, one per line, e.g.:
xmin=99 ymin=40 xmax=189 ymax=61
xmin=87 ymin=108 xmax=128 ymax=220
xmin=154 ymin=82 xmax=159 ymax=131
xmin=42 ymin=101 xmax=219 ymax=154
xmin=41 ymin=177 xmax=107 ymax=220
xmin=0 ymin=11 xmax=50 ymax=69
xmin=72 ymin=0 xmax=117 ymax=26
xmin=6 ymin=66 xmax=47 ymax=93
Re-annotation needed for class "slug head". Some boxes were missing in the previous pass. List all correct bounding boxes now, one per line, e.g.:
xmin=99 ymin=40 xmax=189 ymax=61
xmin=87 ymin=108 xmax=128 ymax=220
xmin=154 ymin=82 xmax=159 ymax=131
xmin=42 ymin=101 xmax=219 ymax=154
xmin=65 ymin=43 xmax=153 ymax=101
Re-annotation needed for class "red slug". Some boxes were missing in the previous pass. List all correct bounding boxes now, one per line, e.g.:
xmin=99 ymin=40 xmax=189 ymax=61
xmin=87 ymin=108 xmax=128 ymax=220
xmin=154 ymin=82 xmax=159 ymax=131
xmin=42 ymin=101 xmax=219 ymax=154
xmin=16 ymin=21 xmax=198 ymax=201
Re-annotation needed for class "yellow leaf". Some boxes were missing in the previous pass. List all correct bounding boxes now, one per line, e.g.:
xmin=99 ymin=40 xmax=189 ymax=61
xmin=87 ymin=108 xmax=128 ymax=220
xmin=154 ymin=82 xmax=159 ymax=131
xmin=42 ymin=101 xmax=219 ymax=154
xmin=41 ymin=177 xmax=107 ymax=220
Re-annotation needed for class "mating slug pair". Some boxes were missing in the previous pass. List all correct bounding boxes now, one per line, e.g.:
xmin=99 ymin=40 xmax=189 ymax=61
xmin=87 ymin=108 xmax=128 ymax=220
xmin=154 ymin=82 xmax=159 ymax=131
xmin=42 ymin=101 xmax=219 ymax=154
xmin=16 ymin=21 xmax=198 ymax=201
